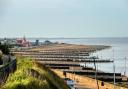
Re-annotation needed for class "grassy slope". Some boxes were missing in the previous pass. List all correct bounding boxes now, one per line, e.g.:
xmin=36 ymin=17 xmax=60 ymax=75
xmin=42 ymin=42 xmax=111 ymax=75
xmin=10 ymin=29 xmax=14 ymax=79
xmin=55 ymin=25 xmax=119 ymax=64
xmin=3 ymin=57 xmax=69 ymax=89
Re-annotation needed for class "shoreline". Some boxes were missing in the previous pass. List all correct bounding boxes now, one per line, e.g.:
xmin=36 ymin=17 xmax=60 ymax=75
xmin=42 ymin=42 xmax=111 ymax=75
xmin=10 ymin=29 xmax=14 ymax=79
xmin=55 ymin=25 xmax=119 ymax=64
xmin=11 ymin=43 xmax=127 ymax=88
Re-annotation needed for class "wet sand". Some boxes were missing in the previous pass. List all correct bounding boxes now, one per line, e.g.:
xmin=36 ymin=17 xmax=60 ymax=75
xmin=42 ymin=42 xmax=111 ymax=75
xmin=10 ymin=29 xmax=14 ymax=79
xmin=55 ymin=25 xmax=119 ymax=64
xmin=29 ymin=43 xmax=110 ymax=52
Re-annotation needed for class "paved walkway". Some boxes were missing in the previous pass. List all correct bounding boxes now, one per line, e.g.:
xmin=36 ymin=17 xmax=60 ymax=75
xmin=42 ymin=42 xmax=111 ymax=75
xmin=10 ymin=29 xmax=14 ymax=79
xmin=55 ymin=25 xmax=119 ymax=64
xmin=52 ymin=69 xmax=126 ymax=89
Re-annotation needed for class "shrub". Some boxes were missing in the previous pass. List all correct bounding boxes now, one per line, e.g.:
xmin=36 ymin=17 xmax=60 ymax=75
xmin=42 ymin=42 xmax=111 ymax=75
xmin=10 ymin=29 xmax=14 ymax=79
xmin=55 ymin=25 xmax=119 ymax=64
xmin=0 ymin=43 xmax=10 ymax=55
xmin=3 ymin=57 xmax=69 ymax=89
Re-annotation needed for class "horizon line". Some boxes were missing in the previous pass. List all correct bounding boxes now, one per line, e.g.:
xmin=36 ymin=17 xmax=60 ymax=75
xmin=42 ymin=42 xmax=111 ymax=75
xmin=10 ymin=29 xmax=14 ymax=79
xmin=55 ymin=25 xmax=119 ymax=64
xmin=0 ymin=37 xmax=128 ymax=39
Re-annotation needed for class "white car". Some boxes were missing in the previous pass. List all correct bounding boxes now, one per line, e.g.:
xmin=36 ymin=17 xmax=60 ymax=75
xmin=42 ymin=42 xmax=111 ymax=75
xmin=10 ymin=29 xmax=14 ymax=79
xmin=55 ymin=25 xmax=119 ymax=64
xmin=63 ymin=78 xmax=75 ymax=89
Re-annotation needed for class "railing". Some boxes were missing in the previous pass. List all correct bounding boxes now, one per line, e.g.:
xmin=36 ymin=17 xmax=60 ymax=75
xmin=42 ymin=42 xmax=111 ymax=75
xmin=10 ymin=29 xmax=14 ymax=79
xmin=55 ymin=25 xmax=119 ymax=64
xmin=0 ymin=58 xmax=16 ymax=85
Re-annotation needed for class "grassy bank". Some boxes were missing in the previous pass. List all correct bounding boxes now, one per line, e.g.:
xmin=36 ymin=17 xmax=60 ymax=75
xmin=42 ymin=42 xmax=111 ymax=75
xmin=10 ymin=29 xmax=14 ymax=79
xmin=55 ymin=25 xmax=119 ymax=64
xmin=2 ymin=57 xmax=69 ymax=89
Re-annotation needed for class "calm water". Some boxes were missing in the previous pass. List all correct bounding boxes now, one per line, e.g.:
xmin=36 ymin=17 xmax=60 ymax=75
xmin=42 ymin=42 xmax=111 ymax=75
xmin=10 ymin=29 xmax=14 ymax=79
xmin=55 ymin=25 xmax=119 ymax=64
xmin=28 ymin=38 xmax=128 ymax=76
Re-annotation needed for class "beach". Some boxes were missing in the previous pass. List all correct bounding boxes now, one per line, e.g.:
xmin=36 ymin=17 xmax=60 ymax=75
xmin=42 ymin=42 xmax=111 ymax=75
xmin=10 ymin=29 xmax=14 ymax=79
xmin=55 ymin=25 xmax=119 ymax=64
xmin=12 ymin=40 xmax=128 ymax=88
xmin=53 ymin=69 xmax=126 ymax=89
xmin=28 ymin=38 xmax=128 ymax=76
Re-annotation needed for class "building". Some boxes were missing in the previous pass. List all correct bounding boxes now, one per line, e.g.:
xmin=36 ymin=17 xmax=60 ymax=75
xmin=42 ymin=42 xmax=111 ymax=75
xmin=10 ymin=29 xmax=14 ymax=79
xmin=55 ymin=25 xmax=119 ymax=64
xmin=43 ymin=40 xmax=52 ymax=45
xmin=16 ymin=37 xmax=30 ymax=47
xmin=35 ymin=39 xmax=39 ymax=46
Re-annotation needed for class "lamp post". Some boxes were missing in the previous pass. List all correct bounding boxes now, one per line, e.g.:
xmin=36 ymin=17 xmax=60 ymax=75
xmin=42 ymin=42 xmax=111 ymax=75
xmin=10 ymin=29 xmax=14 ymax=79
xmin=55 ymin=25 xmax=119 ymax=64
xmin=94 ymin=58 xmax=99 ymax=89
xmin=124 ymin=57 xmax=127 ymax=76
xmin=112 ymin=49 xmax=116 ymax=89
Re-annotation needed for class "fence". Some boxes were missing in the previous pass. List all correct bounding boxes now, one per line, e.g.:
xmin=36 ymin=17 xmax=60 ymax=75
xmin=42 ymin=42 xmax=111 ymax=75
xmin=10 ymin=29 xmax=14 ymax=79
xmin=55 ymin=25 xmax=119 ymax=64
xmin=0 ymin=58 xmax=16 ymax=85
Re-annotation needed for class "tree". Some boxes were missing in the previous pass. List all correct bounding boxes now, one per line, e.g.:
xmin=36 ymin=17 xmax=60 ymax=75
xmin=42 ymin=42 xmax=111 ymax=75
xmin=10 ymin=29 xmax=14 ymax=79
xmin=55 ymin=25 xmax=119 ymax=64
xmin=0 ymin=50 xmax=3 ymax=65
xmin=0 ymin=43 xmax=10 ymax=55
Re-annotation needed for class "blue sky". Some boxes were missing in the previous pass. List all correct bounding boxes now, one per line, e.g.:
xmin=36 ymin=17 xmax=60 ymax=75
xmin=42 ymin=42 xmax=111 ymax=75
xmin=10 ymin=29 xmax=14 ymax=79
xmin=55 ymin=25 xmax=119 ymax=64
xmin=0 ymin=0 xmax=128 ymax=38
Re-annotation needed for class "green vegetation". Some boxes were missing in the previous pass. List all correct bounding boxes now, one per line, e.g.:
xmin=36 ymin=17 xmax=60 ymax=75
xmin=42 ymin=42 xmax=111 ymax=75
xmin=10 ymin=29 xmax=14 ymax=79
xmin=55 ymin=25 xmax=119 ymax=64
xmin=0 ymin=42 xmax=10 ymax=55
xmin=0 ymin=50 xmax=3 ymax=64
xmin=3 ymin=57 xmax=69 ymax=89
xmin=116 ymin=82 xmax=128 ymax=88
xmin=0 ymin=50 xmax=2 ymax=57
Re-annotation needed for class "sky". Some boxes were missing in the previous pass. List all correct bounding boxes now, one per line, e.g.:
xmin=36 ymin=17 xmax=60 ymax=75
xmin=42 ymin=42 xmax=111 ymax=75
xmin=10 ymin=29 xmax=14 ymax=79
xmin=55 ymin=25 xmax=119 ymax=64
xmin=0 ymin=0 xmax=128 ymax=38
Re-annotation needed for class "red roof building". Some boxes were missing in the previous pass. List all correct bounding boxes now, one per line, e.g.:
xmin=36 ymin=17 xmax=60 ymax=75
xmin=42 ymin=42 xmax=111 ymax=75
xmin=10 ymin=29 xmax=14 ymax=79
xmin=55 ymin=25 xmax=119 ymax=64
xmin=16 ymin=37 xmax=30 ymax=47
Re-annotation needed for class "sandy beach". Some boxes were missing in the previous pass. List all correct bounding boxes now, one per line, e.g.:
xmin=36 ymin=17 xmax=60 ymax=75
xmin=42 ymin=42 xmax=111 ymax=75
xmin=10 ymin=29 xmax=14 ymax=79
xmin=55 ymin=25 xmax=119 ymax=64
xmin=53 ymin=69 xmax=126 ymax=89
xmin=13 ymin=43 xmax=126 ymax=89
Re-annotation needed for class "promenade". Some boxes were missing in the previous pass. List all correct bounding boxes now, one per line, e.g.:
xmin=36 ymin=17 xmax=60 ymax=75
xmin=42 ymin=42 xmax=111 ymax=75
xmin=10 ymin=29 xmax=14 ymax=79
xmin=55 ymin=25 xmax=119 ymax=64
xmin=53 ymin=69 xmax=126 ymax=89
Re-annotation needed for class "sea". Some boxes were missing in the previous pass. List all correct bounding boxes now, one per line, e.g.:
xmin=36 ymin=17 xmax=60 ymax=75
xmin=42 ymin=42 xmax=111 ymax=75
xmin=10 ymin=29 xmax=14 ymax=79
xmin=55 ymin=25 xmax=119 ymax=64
xmin=28 ymin=37 xmax=128 ymax=76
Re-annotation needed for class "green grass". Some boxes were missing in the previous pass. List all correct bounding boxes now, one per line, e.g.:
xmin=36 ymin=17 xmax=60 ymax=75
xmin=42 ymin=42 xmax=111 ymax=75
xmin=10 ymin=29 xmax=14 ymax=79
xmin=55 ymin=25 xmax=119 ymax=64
xmin=3 ymin=57 xmax=69 ymax=89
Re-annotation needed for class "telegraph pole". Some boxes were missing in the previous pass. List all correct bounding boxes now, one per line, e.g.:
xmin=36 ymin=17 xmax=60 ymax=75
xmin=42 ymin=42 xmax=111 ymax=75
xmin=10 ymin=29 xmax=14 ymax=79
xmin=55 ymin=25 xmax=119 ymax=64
xmin=94 ymin=58 xmax=99 ymax=89
xmin=113 ymin=49 xmax=116 ymax=89
xmin=124 ymin=57 xmax=127 ymax=76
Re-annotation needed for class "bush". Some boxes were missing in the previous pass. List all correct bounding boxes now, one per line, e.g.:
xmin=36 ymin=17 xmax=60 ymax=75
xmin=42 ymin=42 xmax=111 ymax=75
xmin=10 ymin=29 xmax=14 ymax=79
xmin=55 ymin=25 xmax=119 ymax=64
xmin=0 ymin=43 xmax=10 ymax=55
xmin=0 ymin=50 xmax=3 ymax=64
xmin=3 ymin=57 xmax=69 ymax=89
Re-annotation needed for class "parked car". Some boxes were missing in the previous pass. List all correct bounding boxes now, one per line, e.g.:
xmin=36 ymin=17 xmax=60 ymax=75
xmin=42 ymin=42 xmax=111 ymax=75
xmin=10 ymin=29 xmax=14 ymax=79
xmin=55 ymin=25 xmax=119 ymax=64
xmin=63 ymin=78 xmax=75 ymax=89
